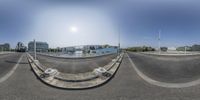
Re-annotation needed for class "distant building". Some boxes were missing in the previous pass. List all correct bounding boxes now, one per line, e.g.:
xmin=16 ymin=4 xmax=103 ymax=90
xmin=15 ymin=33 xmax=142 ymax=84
xmin=28 ymin=41 xmax=49 ymax=52
xmin=176 ymin=46 xmax=192 ymax=51
xmin=61 ymin=45 xmax=118 ymax=54
xmin=61 ymin=46 xmax=76 ymax=54
xmin=82 ymin=45 xmax=103 ymax=54
xmin=0 ymin=43 xmax=10 ymax=51
xmin=191 ymin=44 xmax=200 ymax=51
xmin=168 ymin=47 xmax=176 ymax=51
xmin=160 ymin=47 xmax=168 ymax=52
xmin=16 ymin=42 xmax=26 ymax=52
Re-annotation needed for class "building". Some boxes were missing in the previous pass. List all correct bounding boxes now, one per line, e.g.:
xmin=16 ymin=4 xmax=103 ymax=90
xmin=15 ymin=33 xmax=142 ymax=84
xmin=160 ymin=47 xmax=168 ymax=52
xmin=16 ymin=42 xmax=26 ymax=52
xmin=61 ymin=46 xmax=76 ymax=54
xmin=28 ymin=41 xmax=49 ymax=52
xmin=0 ymin=43 xmax=10 ymax=51
xmin=176 ymin=46 xmax=192 ymax=51
xmin=61 ymin=45 xmax=118 ymax=54
xmin=82 ymin=45 xmax=103 ymax=53
xmin=168 ymin=47 xmax=176 ymax=51
xmin=191 ymin=44 xmax=200 ymax=51
xmin=90 ymin=47 xmax=118 ymax=54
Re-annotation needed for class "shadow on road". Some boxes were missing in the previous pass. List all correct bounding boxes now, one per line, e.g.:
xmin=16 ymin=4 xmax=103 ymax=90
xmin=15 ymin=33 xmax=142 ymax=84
xmin=5 ymin=60 xmax=29 ymax=64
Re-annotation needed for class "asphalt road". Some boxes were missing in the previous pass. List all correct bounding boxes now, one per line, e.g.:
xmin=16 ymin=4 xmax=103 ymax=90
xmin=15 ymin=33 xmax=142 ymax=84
xmin=1 ymin=53 xmax=200 ymax=100
xmin=128 ymin=52 xmax=200 ymax=83
xmin=0 ymin=53 xmax=22 ymax=77
xmin=33 ymin=54 xmax=117 ymax=74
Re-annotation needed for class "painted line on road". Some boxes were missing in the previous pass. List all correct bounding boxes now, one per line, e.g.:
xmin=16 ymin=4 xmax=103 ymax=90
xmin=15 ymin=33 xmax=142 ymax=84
xmin=127 ymin=53 xmax=200 ymax=88
xmin=0 ymin=54 xmax=24 ymax=83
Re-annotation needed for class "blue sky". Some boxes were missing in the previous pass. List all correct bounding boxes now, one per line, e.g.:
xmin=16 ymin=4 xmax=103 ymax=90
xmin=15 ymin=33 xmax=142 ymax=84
xmin=0 ymin=0 xmax=200 ymax=48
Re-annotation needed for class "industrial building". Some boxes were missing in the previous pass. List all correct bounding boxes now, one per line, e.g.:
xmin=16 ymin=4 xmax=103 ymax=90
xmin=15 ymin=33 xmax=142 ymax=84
xmin=28 ymin=41 xmax=49 ymax=52
xmin=61 ymin=45 xmax=118 ymax=54
xmin=16 ymin=42 xmax=26 ymax=52
xmin=0 ymin=43 xmax=10 ymax=51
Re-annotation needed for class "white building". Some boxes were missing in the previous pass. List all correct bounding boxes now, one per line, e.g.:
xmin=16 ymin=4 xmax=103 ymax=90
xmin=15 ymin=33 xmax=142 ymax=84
xmin=168 ymin=47 xmax=176 ymax=51
xmin=28 ymin=41 xmax=49 ymax=52
xmin=61 ymin=45 xmax=118 ymax=54
xmin=61 ymin=46 xmax=75 ymax=54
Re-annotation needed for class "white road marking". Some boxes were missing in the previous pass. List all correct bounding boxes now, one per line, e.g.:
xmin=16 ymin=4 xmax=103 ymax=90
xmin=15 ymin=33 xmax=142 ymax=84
xmin=127 ymin=53 xmax=200 ymax=88
xmin=0 ymin=54 xmax=24 ymax=83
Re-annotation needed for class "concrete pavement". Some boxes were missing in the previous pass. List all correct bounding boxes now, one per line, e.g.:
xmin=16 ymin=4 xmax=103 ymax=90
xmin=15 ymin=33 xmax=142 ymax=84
xmin=1 ymin=53 xmax=200 ymax=99
xmin=0 ymin=53 xmax=23 ymax=77
xmin=128 ymin=52 xmax=200 ymax=83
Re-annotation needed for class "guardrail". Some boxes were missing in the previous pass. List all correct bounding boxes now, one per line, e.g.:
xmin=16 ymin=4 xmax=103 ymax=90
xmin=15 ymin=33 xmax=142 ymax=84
xmin=0 ymin=52 xmax=15 ymax=55
xmin=140 ymin=51 xmax=200 ymax=56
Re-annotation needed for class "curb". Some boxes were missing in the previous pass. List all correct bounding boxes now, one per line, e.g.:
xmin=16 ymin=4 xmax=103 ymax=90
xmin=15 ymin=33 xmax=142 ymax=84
xmin=27 ymin=53 xmax=124 ymax=89
xmin=140 ymin=52 xmax=200 ymax=56
xmin=0 ymin=52 xmax=15 ymax=55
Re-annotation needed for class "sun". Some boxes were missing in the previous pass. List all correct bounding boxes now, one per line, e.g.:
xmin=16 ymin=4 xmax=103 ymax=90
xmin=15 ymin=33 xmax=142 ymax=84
xmin=70 ymin=26 xmax=78 ymax=32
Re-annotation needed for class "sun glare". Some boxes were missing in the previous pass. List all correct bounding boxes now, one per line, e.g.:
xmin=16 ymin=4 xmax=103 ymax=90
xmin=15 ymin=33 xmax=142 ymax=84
xmin=70 ymin=26 xmax=78 ymax=32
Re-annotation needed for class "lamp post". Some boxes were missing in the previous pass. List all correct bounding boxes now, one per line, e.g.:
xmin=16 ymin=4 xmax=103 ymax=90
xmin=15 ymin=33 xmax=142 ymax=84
xmin=118 ymin=25 xmax=121 ymax=56
xmin=158 ymin=30 xmax=161 ymax=55
xmin=185 ymin=46 xmax=187 ymax=54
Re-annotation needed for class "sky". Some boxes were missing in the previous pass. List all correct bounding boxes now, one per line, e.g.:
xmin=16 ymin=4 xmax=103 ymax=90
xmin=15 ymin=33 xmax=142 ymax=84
xmin=0 ymin=0 xmax=200 ymax=48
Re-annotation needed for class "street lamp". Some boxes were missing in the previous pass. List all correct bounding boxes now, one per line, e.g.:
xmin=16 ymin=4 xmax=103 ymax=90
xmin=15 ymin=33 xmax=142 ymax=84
xmin=158 ymin=30 xmax=161 ymax=55
xmin=118 ymin=25 xmax=121 ymax=56
xmin=185 ymin=46 xmax=187 ymax=54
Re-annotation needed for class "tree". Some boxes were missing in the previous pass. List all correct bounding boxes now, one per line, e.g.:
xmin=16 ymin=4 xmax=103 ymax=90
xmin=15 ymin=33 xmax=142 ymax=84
xmin=160 ymin=47 xmax=168 ymax=52
xmin=126 ymin=46 xmax=155 ymax=52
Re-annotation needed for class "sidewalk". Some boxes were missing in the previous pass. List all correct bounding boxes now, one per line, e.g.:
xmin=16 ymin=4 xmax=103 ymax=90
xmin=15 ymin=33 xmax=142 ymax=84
xmin=0 ymin=52 xmax=15 ymax=55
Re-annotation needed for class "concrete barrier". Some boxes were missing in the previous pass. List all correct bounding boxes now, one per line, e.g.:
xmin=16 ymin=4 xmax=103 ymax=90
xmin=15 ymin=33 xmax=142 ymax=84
xmin=140 ymin=52 xmax=200 ymax=56
xmin=27 ymin=52 xmax=124 ymax=89
xmin=33 ymin=52 xmax=117 ymax=59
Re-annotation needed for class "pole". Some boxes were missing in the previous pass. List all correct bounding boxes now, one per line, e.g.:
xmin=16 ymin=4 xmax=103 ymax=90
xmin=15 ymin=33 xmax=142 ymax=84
xmin=34 ymin=39 xmax=36 ymax=60
xmin=185 ymin=46 xmax=187 ymax=54
xmin=118 ymin=25 xmax=120 ymax=56
xmin=158 ymin=30 xmax=161 ymax=55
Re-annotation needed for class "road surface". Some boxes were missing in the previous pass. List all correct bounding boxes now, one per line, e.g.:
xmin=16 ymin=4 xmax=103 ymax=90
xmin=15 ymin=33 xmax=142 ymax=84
xmin=0 ymin=53 xmax=22 ymax=77
xmin=0 ymin=52 xmax=200 ymax=100
xmin=33 ymin=54 xmax=117 ymax=74
xmin=128 ymin=52 xmax=200 ymax=83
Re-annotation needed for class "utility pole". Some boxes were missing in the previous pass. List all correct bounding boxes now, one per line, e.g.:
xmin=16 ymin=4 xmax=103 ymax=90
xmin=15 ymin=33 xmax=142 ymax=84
xmin=185 ymin=46 xmax=187 ymax=54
